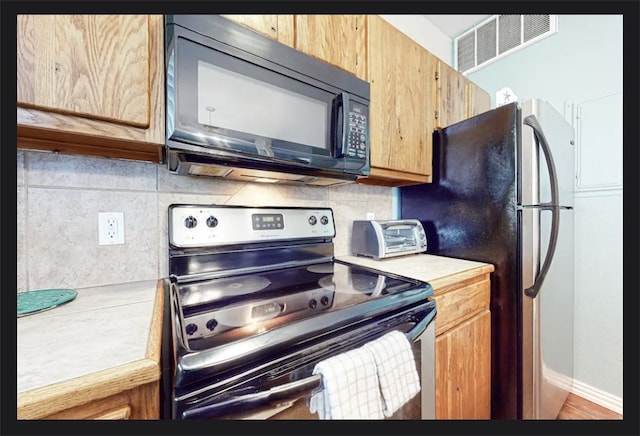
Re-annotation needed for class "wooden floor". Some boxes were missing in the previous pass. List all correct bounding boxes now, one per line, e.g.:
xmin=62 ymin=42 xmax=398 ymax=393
xmin=557 ymin=393 xmax=623 ymax=420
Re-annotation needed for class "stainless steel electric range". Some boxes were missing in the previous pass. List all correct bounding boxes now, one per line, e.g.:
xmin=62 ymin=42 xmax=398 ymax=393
xmin=165 ymin=204 xmax=436 ymax=420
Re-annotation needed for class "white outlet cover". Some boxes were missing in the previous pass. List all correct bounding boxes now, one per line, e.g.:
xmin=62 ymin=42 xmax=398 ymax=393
xmin=366 ymin=212 xmax=375 ymax=220
xmin=98 ymin=212 xmax=125 ymax=245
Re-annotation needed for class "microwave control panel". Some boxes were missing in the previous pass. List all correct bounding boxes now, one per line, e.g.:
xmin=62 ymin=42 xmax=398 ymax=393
xmin=346 ymin=101 xmax=368 ymax=159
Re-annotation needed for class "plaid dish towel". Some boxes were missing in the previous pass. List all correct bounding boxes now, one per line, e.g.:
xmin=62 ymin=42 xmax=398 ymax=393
xmin=309 ymin=347 xmax=385 ymax=419
xmin=362 ymin=330 xmax=421 ymax=417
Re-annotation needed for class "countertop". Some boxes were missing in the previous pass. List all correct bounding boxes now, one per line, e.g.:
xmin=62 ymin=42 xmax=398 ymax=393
xmin=337 ymin=253 xmax=495 ymax=294
xmin=17 ymin=279 xmax=165 ymax=419
xmin=16 ymin=255 xmax=492 ymax=418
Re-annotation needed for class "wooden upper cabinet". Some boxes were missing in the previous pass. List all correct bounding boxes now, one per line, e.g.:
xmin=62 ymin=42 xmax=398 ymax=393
xmin=435 ymin=61 xmax=467 ymax=128
xmin=466 ymin=79 xmax=492 ymax=118
xmin=222 ymin=15 xmax=294 ymax=47
xmin=17 ymin=15 xmax=164 ymax=162
xmin=436 ymin=60 xmax=492 ymax=128
xmin=294 ymin=15 xmax=367 ymax=80
xmin=362 ymin=15 xmax=435 ymax=186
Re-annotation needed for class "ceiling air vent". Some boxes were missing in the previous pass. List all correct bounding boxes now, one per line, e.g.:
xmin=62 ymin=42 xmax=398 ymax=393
xmin=455 ymin=15 xmax=557 ymax=74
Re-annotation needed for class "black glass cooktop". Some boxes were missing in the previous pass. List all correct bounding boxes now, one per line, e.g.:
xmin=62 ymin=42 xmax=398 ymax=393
xmin=173 ymin=260 xmax=432 ymax=350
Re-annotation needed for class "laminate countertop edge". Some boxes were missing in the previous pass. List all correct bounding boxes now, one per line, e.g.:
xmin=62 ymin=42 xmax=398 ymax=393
xmin=17 ymin=279 xmax=166 ymax=420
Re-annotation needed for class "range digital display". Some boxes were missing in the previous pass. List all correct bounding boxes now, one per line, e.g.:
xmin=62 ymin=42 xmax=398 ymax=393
xmin=252 ymin=302 xmax=283 ymax=319
xmin=252 ymin=213 xmax=284 ymax=230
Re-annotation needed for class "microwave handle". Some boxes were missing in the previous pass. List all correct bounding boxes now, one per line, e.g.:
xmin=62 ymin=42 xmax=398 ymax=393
xmin=332 ymin=92 xmax=350 ymax=158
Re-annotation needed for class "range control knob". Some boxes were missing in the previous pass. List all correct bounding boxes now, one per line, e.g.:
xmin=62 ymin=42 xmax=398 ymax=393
xmin=206 ymin=319 xmax=218 ymax=331
xmin=308 ymin=299 xmax=317 ymax=309
xmin=206 ymin=216 xmax=218 ymax=228
xmin=320 ymin=215 xmax=329 ymax=225
xmin=184 ymin=216 xmax=198 ymax=229
xmin=308 ymin=216 xmax=317 ymax=225
xmin=320 ymin=295 xmax=329 ymax=306
xmin=185 ymin=323 xmax=198 ymax=335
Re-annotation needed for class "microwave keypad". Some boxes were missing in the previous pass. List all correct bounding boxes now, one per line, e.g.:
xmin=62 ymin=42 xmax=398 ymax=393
xmin=347 ymin=110 xmax=367 ymax=159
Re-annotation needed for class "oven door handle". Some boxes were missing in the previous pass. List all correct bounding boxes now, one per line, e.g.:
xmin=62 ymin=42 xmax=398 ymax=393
xmin=182 ymin=375 xmax=322 ymax=419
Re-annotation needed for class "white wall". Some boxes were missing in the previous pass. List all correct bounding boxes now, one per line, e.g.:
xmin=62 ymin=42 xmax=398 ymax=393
xmin=465 ymin=15 xmax=623 ymax=412
xmin=379 ymin=15 xmax=452 ymax=65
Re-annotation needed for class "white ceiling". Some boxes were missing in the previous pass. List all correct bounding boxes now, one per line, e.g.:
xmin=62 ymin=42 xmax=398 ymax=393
xmin=423 ymin=15 xmax=492 ymax=38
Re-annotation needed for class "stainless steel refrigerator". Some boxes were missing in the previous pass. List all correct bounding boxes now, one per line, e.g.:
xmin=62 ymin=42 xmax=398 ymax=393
xmin=400 ymin=99 xmax=575 ymax=419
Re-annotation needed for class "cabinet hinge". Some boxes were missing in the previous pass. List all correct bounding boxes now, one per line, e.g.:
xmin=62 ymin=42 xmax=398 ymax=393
xmin=435 ymin=110 xmax=439 ymax=119
xmin=355 ymin=17 xmax=358 ymax=30
xmin=356 ymin=53 xmax=359 ymax=66
xmin=435 ymin=71 xmax=439 ymax=80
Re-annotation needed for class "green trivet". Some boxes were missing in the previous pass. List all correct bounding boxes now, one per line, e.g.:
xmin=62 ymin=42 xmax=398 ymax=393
xmin=17 ymin=289 xmax=77 ymax=317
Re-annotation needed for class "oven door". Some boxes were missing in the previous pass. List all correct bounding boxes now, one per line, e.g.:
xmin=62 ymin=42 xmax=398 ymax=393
xmin=174 ymin=300 xmax=435 ymax=420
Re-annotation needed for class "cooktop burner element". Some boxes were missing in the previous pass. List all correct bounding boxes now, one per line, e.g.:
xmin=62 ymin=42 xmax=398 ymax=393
xmin=180 ymin=275 xmax=272 ymax=307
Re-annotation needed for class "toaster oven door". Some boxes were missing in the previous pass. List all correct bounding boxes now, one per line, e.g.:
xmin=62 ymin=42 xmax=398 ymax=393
xmin=381 ymin=221 xmax=427 ymax=255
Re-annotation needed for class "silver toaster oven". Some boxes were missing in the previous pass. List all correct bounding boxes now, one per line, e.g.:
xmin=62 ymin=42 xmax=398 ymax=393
xmin=351 ymin=219 xmax=427 ymax=260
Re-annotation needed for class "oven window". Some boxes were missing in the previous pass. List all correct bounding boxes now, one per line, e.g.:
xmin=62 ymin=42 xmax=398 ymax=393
xmin=384 ymin=228 xmax=418 ymax=249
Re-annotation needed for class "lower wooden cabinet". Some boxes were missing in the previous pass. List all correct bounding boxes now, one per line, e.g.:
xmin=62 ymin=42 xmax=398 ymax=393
xmin=38 ymin=379 xmax=159 ymax=420
xmin=432 ymin=274 xmax=491 ymax=419
xmin=435 ymin=310 xmax=491 ymax=419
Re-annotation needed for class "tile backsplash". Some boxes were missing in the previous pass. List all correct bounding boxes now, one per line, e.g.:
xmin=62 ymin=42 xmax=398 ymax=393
xmin=16 ymin=150 xmax=394 ymax=292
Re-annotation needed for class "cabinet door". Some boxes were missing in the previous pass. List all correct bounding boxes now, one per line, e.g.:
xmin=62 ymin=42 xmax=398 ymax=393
xmin=466 ymin=80 xmax=492 ymax=118
xmin=364 ymin=16 xmax=435 ymax=186
xmin=435 ymin=310 xmax=491 ymax=419
xmin=294 ymin=15 xmax=366 ymax=80
xmin=17 ymin=15 xmax=164 ymax=162
xmin=222 ymin=15 xmax=294 ymax=47
xmin=435 ymin=61 xmax=467 ymax=128
xmin=41 ymin=382 xmax=159 ymax=420
xmin=436 ymin=61 xmax=492 ymax=127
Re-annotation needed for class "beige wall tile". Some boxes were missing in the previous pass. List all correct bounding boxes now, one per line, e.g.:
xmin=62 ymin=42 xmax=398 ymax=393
xmin=19 ymin=154 xmax=395 ymax=288
xmin=26 ymin=188 xmax=159 ymax=290
xmin=17 ymin=151 xmax=25 ymax=186
xmin=26 ymin=151 xmax=157 ymax=191
xmin=17 ymin=187 xmax=27 ymax=292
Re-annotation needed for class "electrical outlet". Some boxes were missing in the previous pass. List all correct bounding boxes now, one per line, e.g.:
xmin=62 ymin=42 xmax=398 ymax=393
xmin=98 ymin=212 xmax=125 ymax=245
xmin=366 ymin=212 xmax=375 ymax=220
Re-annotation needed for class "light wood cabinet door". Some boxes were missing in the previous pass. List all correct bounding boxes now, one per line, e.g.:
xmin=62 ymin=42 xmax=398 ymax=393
xmin=362 ymin=15 xmax=435 ymax=186
xmin=466 ymin=80 xmax=492 ymax=118
xmin=435 ymin=60 xmax=467 ymax=128
xmin=42 ymin=381 xmax=159 ymax=420
xmin=436 ymin=60 xmax=492 ymax=128
xmin=294 ymin=15 xmax=367 ymax=80
xmin=17 ymin=15 xmax=164 ymax=162
xmin=222 ymin=15 xmax=294 ymax=47
xmin=435 ymin=310 xmax=491 ymax=419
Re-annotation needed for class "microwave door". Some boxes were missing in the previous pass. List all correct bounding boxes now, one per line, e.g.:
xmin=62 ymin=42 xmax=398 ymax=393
xmin=166 ymin=21 xmax=370 ymax=177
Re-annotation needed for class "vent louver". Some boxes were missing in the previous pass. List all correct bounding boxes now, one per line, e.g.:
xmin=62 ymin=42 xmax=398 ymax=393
xmin=455 ymin=15 xmax=557 ymax=74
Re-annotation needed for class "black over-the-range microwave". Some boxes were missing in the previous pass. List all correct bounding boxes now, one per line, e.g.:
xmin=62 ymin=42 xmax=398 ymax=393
xmin=165 ymin=15 xmax=371 ymax=186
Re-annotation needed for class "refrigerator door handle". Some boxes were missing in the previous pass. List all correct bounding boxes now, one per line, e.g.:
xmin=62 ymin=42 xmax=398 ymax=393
xmin=522 ymin=114 xmax=560 ymax=299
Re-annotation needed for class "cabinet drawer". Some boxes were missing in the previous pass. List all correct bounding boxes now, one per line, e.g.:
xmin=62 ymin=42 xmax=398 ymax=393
xmin=433 ymin=277 xmax=490 ymax=336
xmin=91 ymin=405 xmax=131 ymax=420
